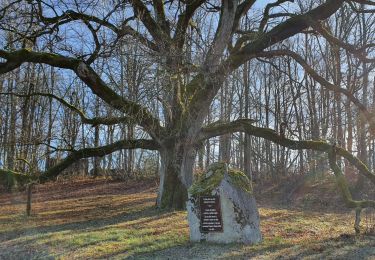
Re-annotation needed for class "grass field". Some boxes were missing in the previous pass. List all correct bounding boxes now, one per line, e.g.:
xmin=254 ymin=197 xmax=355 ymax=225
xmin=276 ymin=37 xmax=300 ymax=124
xmin=0 ymin=178 xmax=374 ymax=259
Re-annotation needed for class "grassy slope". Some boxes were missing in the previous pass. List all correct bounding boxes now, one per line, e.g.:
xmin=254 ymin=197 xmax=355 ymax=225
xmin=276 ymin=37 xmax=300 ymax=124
xmin=0 ymin=177 xmax=374 ymax=260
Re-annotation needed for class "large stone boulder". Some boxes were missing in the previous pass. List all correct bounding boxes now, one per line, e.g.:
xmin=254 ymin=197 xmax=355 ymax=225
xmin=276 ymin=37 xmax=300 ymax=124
xmin=187 ymin=162 xmax=262 ymax=244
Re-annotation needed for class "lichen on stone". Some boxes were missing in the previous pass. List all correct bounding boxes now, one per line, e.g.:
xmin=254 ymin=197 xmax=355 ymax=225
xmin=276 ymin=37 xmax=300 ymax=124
xmin=227 ymin=169 xmax=253 ymax=194
xmin=189 ymin=162 xmax=253 ymax=197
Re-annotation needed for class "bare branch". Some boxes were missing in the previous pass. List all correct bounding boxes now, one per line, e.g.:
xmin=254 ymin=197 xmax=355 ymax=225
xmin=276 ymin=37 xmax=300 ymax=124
xmin=252 ymin=49 xmax=375 ymax=137
xmin=259 ymin=0 xmax=293 ymax=32
xmin=0 ymin=92 xmax=133 ymax=127
xmin=254 ymin=49 xmax=374 ymax=127
xmin=0 ymin=49 xmax=164 ymax=138
xmin=204 ymin=0 xmax=239 ymax=72
xmin=186 ymin=0 xmax=345 ymax=127
xmin=199 ymin=119 xmax=375 ymax=187
xmin=34 ymin=2 xmax=159 ymax=52
xmin=224 ymin=0 xmax=345 ymax=71
xmin=130 ymin=0 xmax=171 ymax=48
xmin=310 ymin=21 xmax=375 ymax=62
xmin=328 ymin=150 xmax=375 ymax=208
xmin=41 ymin=139 xmax=160 ymax=181
xmin=173 ymin=0 xmax=206 ymax=50
xmin=348 ymin=0 xmax=375 ymax=6
xmin=84 ymin=21 xmax=101 ymax=65
xmin=0 ymin=139 xmax=159 ymax=184
xmin=231 ymin=0 xmax=257 ymax=33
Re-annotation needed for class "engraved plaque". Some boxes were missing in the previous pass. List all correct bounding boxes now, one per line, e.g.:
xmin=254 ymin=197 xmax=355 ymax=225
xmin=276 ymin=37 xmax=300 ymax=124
xmin=200 ymin=196 xmax=223 ymax=232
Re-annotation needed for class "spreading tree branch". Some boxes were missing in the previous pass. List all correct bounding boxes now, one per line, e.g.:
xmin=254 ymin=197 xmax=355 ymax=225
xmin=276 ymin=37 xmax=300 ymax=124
xmin=328 ymin=149 xmax=375 ymax=208
xmin=204 ymin=0 xmax=239 ymax=72
xmin=199 ymin=119 xmax=375 ymax=186
xmin=34 ymin=1 xmax=159 ymax=52
xmin=187 ymin=0 xmax=345 ymax=126
xmin=0 ymin=92 xmax=133 ymax=127
xmin=199 ymin=119 xmax=375 ymax=211
xmin=310 ymin=21 xmax=375 ymax=62
xmin=0 ymin=49 xmax=164 ymax=139
xmin=231 ymin=0 xmax=257 ymax=34
xmin=224 ymin=0 xmax=345 ymax=71
xmin=130 ymin=0 xmax=170 ymax=48
xmin=41 ymin=138 xmax=160 ymax=181
xmin=254 ymin=49 xmax=375 ymax=132
xmin=0 ymin=139 xmax=159 ymax=185
xmin=259 ymin=0 xmax=293 ymax=32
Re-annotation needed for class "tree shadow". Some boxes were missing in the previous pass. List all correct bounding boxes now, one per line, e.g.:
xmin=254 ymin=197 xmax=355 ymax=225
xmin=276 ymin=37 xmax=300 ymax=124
xmin=0 ymin=203 xmax=185 ymax=259
xmin=126 ymin=233 xmax=375 ymax=260
xmin=0 ymin=199 xmax=165 ymax=242
xmin=128 ymin=240 xmax=295 ymax=260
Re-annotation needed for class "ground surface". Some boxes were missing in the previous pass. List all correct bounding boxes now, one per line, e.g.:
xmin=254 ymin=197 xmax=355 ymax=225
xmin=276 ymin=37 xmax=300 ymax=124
xmin=0 ymin=177 xmax=374 ymax=260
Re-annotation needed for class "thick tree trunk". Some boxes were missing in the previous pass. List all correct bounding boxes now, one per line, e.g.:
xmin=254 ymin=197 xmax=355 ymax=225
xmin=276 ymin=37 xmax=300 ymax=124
xmin=157 ymin=142 xmax=196 ymax=209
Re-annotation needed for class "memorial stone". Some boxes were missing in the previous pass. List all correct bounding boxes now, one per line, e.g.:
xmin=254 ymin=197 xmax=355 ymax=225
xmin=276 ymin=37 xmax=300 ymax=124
xmin=187 ymin=162 xmax=262 ymax=244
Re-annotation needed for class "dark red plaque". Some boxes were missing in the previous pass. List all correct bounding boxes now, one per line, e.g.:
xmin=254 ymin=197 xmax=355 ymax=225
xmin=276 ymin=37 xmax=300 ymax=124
xmin=200 ymin=196 xmax=223 ymax=232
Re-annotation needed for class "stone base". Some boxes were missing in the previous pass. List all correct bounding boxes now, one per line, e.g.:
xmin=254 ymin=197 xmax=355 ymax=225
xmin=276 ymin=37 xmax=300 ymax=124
xmin=187 ymin=175 xmax=262 ymax=244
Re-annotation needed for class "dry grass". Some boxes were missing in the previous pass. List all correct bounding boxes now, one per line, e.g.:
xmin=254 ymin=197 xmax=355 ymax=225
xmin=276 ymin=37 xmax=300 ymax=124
xmin=0 ymin=178 xmax=374 ymax=259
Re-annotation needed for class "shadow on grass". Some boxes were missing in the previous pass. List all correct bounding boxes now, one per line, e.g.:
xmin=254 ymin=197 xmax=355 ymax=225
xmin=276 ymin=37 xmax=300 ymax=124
xmin=0 ymin=198 xmax=158 ymax=242
xmin=211 ymin=234 xmax=375 ymax=260
xmin=1 ymin=178 xmax=370 ymax=259
xmin=129 ymin=239 xmax=295 ymax=260
xmin=0 ymin=179 xmax=185 ymax=259
xmin=0 ymin=204 xmax=187 ymax=259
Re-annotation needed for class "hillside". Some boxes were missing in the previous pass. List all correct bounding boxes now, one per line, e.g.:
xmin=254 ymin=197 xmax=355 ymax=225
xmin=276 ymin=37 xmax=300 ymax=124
xmin=0 ymin=177 xmax=374 ymax=259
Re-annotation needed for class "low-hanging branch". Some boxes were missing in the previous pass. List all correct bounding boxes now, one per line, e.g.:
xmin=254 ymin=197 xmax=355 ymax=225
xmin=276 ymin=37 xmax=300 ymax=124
xmin=0 ymin=49 xmax=164 ymax=139
xmin=328 ymin=150 xmax=375 ymax=208
xmin=41 ymin=139 xmax=160 ymax=181
xmin=199 ymin=119 xmax=375 ymax=212
xmin=0 ymin=168 xmax=33 ymax=188
xmin=2 ymin=118 xmax=374 ymax=212
xmin=199 ymin=119 xmax=375 ymax=186
xmin=0 ymin=139 xmax=159 ymax=185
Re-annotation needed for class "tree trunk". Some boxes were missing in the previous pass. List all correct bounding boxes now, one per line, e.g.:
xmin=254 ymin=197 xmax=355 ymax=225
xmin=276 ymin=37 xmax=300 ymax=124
xmin=7 ymin=74 xmax=17 ymax=171
xmin=26 ymin=183 xmax=33 ymax=216
xmin=157 ymin=142 xmax=196 ymax=209
xmin=243 ymin=61 xmax=252 ymax=180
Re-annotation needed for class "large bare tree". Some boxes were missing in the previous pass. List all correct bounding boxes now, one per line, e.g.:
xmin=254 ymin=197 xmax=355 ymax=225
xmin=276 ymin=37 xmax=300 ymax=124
xmin=1 ymin=0 xmax=375 ymax=211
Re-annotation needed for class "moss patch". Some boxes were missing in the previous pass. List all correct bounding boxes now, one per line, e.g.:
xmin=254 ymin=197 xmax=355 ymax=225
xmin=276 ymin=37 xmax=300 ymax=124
xmin=189 ymin=162 xmax=252 ymax=196
xmin=228 ymin=168 xmax=253 ymax=193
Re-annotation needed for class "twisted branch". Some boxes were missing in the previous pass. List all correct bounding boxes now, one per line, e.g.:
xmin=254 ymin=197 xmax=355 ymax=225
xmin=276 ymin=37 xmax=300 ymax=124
xmin=199 ymin=119 xmax=375 ymax=199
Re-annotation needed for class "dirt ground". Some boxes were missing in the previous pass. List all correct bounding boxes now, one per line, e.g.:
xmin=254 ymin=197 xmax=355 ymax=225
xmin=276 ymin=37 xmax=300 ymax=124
xmin=0 ymin=177 xmax=374 ymax=259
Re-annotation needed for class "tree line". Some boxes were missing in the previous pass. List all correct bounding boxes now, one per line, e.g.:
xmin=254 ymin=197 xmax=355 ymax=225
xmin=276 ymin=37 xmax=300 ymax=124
xmin=0 ymin=0 xmax=374 ymax=212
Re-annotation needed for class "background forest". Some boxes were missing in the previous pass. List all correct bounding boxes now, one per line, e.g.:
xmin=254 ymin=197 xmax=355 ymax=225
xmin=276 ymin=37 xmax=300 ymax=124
xmin=1 ymin=1 xmax=374 ymax=191
xmin=1 ymin=1 xmax=375 ymax=258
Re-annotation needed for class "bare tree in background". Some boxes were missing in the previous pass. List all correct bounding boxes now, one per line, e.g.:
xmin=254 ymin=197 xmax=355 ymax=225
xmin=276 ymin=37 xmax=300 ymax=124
xmin=0 ymin=0 xmax=375 ymax=212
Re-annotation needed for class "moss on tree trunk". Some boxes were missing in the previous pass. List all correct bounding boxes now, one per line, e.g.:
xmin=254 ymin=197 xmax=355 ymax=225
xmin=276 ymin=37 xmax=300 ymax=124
xmin=159 ymin=169 xmax=188 ymax=209
xmin=157 ymin=145 xmax=194 ymax=210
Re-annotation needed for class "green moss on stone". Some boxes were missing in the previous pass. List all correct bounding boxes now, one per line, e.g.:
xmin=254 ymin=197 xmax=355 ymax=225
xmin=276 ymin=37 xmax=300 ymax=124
xmin=189 ymin=162 xmax=253 ymax=197
xmin=227 ymin=169 xmax=253 ymax=194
